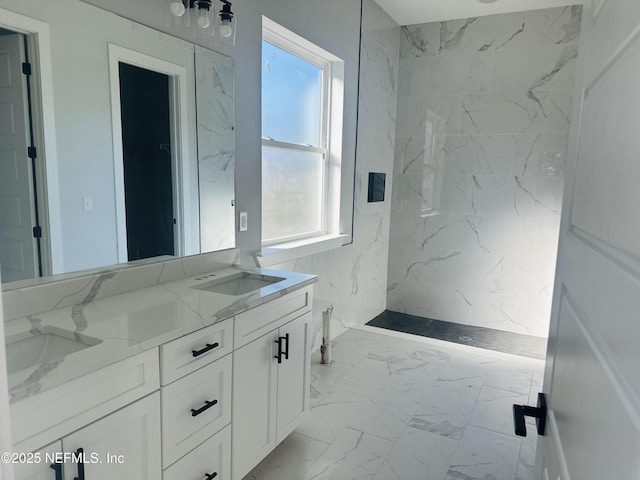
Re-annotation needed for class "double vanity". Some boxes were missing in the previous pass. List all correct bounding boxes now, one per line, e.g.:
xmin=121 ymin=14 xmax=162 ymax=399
xmin=4 ymin=266 xmax=316 ymax=480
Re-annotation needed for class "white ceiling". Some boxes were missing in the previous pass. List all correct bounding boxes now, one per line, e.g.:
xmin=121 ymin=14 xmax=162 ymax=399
xmin=374 ymin=0 xmax=583 ymax=26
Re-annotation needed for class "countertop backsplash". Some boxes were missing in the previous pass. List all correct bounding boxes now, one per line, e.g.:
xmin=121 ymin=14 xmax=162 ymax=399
xmin=2 ymin=249 xmax=241 ymax=322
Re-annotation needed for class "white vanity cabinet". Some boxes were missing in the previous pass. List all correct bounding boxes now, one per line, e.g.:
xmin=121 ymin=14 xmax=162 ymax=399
xmin=159 ymin=318 xmax=234 ymax=479
xmin=61 ymin=393 xmax=161 ymax=480
xmin=14 ymin=394 xmax=161 ymax=480
xmin=231 ymin=287 xmax=312 ymax=480
xmin=10 ymin=279 xmax=314 ymax=480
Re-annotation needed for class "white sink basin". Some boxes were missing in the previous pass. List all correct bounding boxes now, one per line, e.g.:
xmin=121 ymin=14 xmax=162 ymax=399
xmin=5 ymin=327 xmax=102 ymax=375
xmin=191 ymin=272 xmax=286 ymax=296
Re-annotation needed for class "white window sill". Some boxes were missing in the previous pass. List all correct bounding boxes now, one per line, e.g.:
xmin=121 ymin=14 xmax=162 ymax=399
xmin=255 ymin=234 xmax=350 ymax=267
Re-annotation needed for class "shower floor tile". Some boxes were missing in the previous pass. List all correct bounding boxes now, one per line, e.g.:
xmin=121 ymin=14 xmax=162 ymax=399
xmin=366 ymin=310 xmax=546 ymax=360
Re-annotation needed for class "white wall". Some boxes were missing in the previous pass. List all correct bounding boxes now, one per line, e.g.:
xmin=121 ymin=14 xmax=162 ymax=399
xmin=387 ymin=6 xmax=582 ymax=337
xmin=0 ymin=0 xmax=200 ymax=274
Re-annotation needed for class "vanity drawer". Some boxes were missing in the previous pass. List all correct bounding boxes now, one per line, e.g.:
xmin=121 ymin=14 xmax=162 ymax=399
xmin=160 ymin=318 xmax=233 ymax=386
xmin=234 ymin=286 xmax=312 ymax=349
xmin=11 ymin=349 xmax=159 ymax=453
xmin=163 ymin=424 xmax=231 ymax=480
xmin=161 ymin=354 xmax=232 ymax=467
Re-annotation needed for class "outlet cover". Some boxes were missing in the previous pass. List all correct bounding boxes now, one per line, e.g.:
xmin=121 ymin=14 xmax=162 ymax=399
xmin=239 ymin=211 xmax=248 ymax=232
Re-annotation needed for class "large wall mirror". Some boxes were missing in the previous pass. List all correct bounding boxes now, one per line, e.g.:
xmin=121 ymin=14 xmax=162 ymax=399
xmin=0 ymin=0 xmax=236 ymax=288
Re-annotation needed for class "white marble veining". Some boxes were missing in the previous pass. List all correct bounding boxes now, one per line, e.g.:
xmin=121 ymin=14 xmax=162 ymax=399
xmin=244 ymin=328 xmax=543 ymax=480
xmin=4 ymin=266 xmax=315 ymax=404
xmin=196 ymin=47 xmax=236 ymax=252
xmin=389 ymin=6 xmax=580 ymax=337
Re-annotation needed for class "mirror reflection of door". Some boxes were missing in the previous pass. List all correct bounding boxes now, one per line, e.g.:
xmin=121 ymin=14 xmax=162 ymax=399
xmin=118 ymin=63 xmax=175 ymax=262
xmin=0 ymin=31 xmax=43 ymax=283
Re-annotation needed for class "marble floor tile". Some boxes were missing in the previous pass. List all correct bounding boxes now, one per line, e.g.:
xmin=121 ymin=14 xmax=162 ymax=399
xmin=297 ymin=387 xmax=408 ymax=444
xmin=483 ymin=360 xmax=535 ymax=395
xmin=301 ymin=427 xmax=394 ymax=480
xmin=409 ymin=383 xmax=480 ymax=440
xmin=374 ymin=426 xmax=459 ymax=480
xmin=432 ymin=360 xmax=490 ymax=393
xmin=248 ymin=329 xmax=542 ymax=480
xmin=468 ymin=386 xmax=528 ymax=436
xmin=516 ymin=432 xmax=537 ymax=480
xmin=243 ymin=433 xmax=329 ymax=480
xmin=444 ymin=426 xmax=521 ymax=480
xmin=309 ymin=358 xmax=354 ymax=403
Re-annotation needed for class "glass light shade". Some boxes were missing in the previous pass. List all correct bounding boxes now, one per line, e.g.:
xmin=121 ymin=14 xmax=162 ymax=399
xmin=219 ymin=20 xmax=233 ymax=37
xmin=170 ymin=0 xmax=186 ymax=16
xmin=197 ymin=8 xmax=211 ymax=28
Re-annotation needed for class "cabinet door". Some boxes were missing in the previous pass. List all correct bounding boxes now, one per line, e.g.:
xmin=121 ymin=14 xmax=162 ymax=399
xmin=231 ymin=331 xmax=278 ymax=480
xmin=14 ymin=442 xmax=63 ymax=480
xmin=276 ymin=312 xmax=311 ymax=443
xmin=62 ymin=393 xmax=161 ymax=480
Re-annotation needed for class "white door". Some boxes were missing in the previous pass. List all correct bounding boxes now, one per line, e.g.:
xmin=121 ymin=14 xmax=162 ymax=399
xmin=535 ymin=1 xmax=640 ymax=479
xmin=62 ymin=393 xmax=161 ymax=480
xmin=276 ymin=312 xmax=311 ymax=442
xmin=0 ymin=34 xmax=37 ymax=283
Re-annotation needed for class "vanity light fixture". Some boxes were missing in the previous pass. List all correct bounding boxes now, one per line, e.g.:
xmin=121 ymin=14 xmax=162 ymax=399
xmin=168 ymin=0 xmax=236 ymax=45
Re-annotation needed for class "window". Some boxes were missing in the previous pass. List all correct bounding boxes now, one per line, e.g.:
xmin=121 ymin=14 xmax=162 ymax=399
xmin=261 ymin=18 xmax=344 ymax=246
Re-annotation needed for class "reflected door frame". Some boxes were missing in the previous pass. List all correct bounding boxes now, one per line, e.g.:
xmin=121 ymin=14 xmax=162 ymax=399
xmin=0 ymin=8 xmax=61 ymax=278
xmin=108 ymin=44 xmax=193 ymax=263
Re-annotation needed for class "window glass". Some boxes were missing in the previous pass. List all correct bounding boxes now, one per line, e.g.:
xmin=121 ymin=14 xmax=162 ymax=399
xmin=262 ymin=145 xmax=324 ymax=242
xmin=262 ymin=41 xmax=323 ymax=147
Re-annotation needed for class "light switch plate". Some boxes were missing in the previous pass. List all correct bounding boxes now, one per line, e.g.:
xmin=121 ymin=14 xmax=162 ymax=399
xmin=239 ymin=211 xmax=248 ymax=232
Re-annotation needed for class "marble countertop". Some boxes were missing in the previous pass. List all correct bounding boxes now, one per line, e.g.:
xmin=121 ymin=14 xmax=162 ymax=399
xmin=4 ymin=266 xmax=316 ymax=405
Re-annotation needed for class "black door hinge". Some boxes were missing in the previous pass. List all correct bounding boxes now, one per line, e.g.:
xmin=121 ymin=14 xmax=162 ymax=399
xmin=33 ymin=226 xmax=42 ymax=239
xmin=27 ymin=146 xmax=37 ymax=159
xmin=22 ymin=62 xmax=32 ymax=76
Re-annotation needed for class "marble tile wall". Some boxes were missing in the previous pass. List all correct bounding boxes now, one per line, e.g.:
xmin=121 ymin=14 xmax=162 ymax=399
xmin=387 ymin=6 xmax=582 ymax=337
xmin=271 ymin=0 xmax=400 ymax=351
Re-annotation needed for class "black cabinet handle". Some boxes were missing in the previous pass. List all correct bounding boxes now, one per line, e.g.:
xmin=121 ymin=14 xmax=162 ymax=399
xmin=513 ymin=392 xmax=547 ymax=437
xmin=50 ymin=462 xmax=63 ymax=480
xmin=274 ymin=334 xmax=290 ymax=363
xmin=73 ymin=448 xmax=85 ymax=480
xmin=205 ymin=472 xmax=218 ymax=480
xmin=191 ymin=399 xmax=218 ymax=417
xmin=192 ymin=342 xmax=219 ymax=357
xmin=283 ymin=333 xmax=290 ymax=360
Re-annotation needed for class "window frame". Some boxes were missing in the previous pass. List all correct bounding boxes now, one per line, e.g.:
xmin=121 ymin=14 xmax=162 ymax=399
xmin=261 ymin=18 xmax=344 ymax=247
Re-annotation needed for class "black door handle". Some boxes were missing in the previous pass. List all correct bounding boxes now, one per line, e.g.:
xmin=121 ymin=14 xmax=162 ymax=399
xmin=191 ymin=399 xmax=218 ymax=417
xmin=205 ymin=472 xmax=218 ymax=480
xmin=192 ymin=342 xmax=219 ymax=357
xmin=73 ymin=448 xmax=85 ymax=480
xmin=513 ymin=392 xmax=547 ymax=437
xmin=50 ymin=462 xmax=63 ymax=480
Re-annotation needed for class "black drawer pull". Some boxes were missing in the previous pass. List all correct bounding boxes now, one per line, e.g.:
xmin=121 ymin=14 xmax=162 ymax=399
xmin=205 ymin=473 xmax=218 ymax=480
xmin=192 ymin=342 xmax=219 ymax=357
xmin=73 ymin=448 xmax=85 ymax=480
xmin=50 ymin=462 xmax=63 ymax=480
xmin=191 ymin=399 xmax=218 ymax=417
